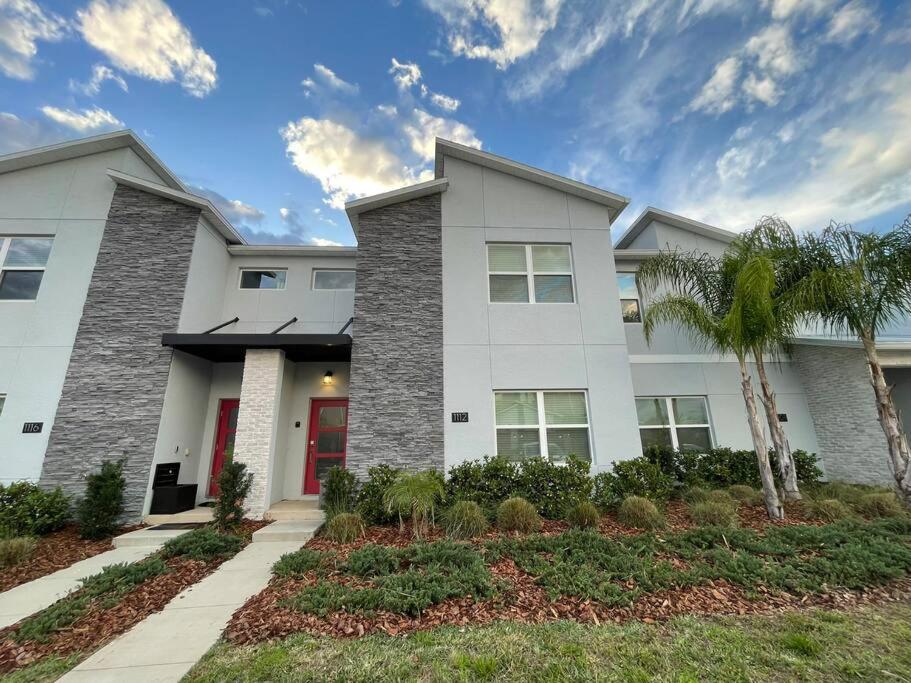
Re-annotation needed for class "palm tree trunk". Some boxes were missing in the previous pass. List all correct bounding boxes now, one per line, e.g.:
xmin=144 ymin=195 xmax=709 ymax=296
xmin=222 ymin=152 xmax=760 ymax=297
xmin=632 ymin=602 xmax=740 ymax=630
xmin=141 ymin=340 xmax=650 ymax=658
xmin=860 ymin=334 xmax=911 ymax=508
xmin=753 ymin=352 xmax=801 ymax=501
xmin=738 ymin=356 xmax=785 ymax=519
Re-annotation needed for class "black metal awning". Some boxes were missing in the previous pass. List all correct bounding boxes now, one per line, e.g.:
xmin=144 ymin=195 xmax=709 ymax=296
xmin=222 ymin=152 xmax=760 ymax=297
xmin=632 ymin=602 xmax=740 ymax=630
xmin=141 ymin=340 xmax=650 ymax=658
xmin=161 ymin=333 xmax=352 ymax=363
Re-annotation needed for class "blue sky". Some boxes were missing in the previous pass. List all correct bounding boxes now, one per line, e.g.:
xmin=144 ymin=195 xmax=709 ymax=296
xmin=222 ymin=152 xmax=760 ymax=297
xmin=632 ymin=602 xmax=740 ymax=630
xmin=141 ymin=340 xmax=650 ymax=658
xmin=1 ymin=0 xmax=910 ymax=247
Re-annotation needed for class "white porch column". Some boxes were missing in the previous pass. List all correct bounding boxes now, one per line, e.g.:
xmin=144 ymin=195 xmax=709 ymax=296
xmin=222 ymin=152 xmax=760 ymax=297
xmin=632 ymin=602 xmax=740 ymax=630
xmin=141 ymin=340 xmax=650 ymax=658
xmin=234 ymin=349 xmax=285 ymax=518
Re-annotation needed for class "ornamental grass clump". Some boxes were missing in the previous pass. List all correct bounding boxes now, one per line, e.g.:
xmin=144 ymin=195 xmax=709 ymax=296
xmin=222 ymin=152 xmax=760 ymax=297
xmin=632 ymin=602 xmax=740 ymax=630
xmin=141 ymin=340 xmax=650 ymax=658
xmin=803 ymin=498 xmax=853 ymax=522
xmin=443 ymin=500 xmax=488 ymax=540
xmin=689 ymin=500 xmax=740 ymax=527
xmin=682 ymin=486 xmax=711 ymax=504
xmin=705 ymin=489 xmax=739 ymax=509
xmin=383 ymin=470 xmax=445 ymax=540
xmin=856 ymin=492 xmax=904 ymax=518
xmin=325 ymin=512 xmax=366 ymax=543
xmin=497 ymin=497 xmax=541 ymax=533
xmin=565 ymin=501 xmax=601 ymax=529
xmin=727 ymin=484 xmax=763 ymax=506
xmin=617 ymin=496 xmax=664 ymax=530
xmin=0 ymin=537 xmax=37 ymax=568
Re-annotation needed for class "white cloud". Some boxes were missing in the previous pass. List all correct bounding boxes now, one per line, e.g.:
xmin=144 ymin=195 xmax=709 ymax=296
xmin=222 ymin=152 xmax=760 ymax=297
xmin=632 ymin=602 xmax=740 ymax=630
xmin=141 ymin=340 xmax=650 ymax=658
xmin=69 ymin=63 xmax=129 ymax=96
xmin=422 ymin=0 xmax=563 ymax=68
xmin=689 ymin=55 xmax=741 ymax=114
xmin=389 ymin=57 xmax=421 ymax=90
xmin=403 ymin=109 xmax=481 ymax=161
xmin=766 ymin=0 xmax=836 ymax=20
xmin=423 ymin=88 xmax=461 ymax=112
xmin=310 ymin=63 xmax=358 ymax=94
xmin=281 ymin=117 xmax=429 ymax=209
xmin=742 ymin=72 xmax=780 ymax=106
xmin=0 ymin=111 xmax=65 ymax=153
xmin=77 ymin=0 xmax=217 ymax=97
xmin=825 ymin=0 xmax=879 ymax=43
xmin=745 ymin=24 xmax=801 ymax=77
xmin=376 ymin=104 xmax=398 ymax=116
xmin=310 ymin=237 xmax=343 ymax=246
xmin=189 ymin=185 xmax=265 ymax=226
xmin=0 ymin=0 xmax=67 ymax=80
xmin=40 ymin=105 xmax=123 ymax=132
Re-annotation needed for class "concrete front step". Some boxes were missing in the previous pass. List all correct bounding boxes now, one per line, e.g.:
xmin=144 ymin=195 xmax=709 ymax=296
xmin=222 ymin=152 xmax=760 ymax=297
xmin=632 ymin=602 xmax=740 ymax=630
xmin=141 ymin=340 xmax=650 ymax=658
xmin=263 ymin=508 xmax=325 ymax=522
xmin=113 ymin=528 xmax=191 ymax=548
xmin=252 ymin=519 xmax=322 ymax=543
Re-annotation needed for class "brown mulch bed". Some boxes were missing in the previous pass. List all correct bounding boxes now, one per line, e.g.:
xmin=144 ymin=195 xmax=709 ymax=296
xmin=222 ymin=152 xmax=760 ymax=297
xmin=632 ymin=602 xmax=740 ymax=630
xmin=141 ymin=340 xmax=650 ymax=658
xmin=0 ymin=525 xmax=142 ymax=593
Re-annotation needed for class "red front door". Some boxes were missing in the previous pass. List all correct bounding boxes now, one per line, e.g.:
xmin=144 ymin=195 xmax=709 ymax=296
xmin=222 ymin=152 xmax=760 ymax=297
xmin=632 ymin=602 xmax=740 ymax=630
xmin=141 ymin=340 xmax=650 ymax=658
xmin=208 ymin=398 xmax=240 ymax=497
xmin=304 ymin=398 xmax=349 ymax=494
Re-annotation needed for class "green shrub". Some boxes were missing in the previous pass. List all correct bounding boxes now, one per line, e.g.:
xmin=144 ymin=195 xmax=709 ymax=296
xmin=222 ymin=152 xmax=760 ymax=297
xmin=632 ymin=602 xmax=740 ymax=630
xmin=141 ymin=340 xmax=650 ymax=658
xmin=603 ymin=457 xmax=674 ymax=504
xmin=346 ymin=543 xmax=400 ymax=577
xmin=497 ymin=497 xmax=541 ymax=533
xmin=0 ymin=536 xmax=37 ymax=568
xmin=442 ymin=500 xmax=488 ymax=540
xmin=856 ymin=493 xmax=904 ymax=518
xmin=789 ymin=450 xmax=824 ymax=486
xmin=682 ymin=486 xmax=711 ymax=504
xmin=77 ymin=460 xmax=124 ymax=540
xmin=273 ymin=548 xmax=328 ymax=577
xmin=590 ymin=472 xmax=618 ymax=511
xmin=617 ymin=496 xmax=664 ymax=530
xmin=0 ymin=482 xmax=69 ymax=537
xmin=213 ymin=461 xmax=252 ymax=531
xmin=565 ymin=501 xmax=600 ymax=529
xmin=516 ymin=456 xmax=592 ymax=519
xmin=446 ymin=456 xmax=519 ymax=510
xmin=356 ymin=464 xmax=401 ymax=525
xmin=727 ymin=485 xmax=762 ymax=505
xmin=325 ymin=512 xmax=366 ymax=543
xmin=322 ymin=466 xmax=357 ymax=519
xmin=689 ymin=500 xmax=739 ymax=527
xmin=383 ymin=471 xmax=445 ymax=539
xmin=161 ymin=528 xmax=242 ymax=561
xmin=804 ymin=498 xmax=853 ymax=522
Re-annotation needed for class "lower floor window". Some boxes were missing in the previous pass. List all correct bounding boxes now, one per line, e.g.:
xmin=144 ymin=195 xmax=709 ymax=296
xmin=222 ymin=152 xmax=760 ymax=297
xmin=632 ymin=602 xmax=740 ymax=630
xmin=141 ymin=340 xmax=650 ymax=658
xmin=635 ymin=396 xmax=713 ymax=453
xmin=495 ymin=390 xmax=591 ymax=463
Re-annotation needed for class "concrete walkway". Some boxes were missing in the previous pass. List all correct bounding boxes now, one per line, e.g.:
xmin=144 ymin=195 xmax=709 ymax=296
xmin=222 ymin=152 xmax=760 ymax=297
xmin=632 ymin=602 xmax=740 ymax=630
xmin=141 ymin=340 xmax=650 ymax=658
xmin=60 ymin=538 xmax=302 ymax=682
xmin=0 ymin=544 xmax=163 ymax=630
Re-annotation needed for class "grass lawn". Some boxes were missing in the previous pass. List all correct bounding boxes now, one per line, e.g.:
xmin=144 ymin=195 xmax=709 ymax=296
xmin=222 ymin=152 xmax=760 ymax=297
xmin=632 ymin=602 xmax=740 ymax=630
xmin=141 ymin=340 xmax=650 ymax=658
xmin=186 ymin=602 xmax=911 ymax=682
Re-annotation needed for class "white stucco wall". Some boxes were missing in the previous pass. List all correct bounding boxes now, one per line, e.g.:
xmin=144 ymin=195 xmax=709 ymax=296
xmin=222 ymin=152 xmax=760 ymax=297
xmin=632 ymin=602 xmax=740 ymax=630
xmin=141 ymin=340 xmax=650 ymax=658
xmin=441 ymin=155 xmax=643 ymax=473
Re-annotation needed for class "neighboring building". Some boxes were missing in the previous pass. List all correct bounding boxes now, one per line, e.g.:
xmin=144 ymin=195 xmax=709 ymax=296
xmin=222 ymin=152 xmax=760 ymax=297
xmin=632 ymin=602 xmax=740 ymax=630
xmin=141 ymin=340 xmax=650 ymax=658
xmin=0 ymin=131 xmax=906 ymax=521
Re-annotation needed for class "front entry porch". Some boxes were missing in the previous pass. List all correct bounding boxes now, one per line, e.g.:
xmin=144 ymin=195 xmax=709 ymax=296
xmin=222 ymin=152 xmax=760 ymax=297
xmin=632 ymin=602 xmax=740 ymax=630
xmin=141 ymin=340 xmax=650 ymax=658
xmin=142 ymin=497 xmax=324 ymax=526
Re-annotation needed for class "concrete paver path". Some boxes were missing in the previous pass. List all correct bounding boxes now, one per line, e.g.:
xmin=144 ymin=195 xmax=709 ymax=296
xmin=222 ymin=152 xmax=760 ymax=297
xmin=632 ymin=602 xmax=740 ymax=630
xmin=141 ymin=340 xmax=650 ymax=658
xmin=59 ymin=539 xmax=301 ymax=683
xmin=0 ymin=545 xmax=163 ymax=630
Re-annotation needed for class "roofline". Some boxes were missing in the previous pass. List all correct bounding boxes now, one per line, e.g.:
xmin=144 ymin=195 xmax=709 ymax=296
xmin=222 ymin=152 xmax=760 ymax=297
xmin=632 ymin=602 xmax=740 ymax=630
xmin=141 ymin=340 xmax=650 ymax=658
xmin=0 ymin=129 xmax=186 ymax=192
xmin=434 ymin=138 xmax=629 ymax=221
xmin=791 ymin=336 xmax=911 ymax=351
xmin=106 ymin=169 xmax=245 ymax=245
xmin=613 ymin=249 xmax=660 ymax=261
xmin=615 ymin=207 xmax=737 ymax=249
xmin=228 ymin=245 xmax=357 ymax=257
xmin=344 ymin=177 xmax=449 ymax=236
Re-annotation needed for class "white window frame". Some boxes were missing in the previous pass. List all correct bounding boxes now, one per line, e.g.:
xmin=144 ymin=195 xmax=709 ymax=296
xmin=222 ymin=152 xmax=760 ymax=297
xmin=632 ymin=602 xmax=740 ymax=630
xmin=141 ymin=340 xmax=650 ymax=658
xmin=238 ymin=268 xmax=287 ymax=291
xmin=0 ymin=394 xmax=5 ymax=418
xmin=0 ymin=236 xmax=53 ymax=302
xmin=493 ymin=389 xmax=592 ymax=461
xmin=616 ymin=271 xmax=642 ymax=324
xmin=487 ymin=243 xmax=576 ymax=304
xmin=636 ymin=396 xmax=714 ymax=450
xmin=312 ymin=268 xmax=355 ymax=291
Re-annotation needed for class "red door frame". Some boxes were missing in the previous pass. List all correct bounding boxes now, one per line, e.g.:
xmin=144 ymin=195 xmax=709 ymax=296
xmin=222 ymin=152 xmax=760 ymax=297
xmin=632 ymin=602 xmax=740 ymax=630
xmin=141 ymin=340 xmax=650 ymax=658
xmin=303 ymin=398 xmax=349 ymax=494
xmin=208 ymin=398 xmax=240 ymax=497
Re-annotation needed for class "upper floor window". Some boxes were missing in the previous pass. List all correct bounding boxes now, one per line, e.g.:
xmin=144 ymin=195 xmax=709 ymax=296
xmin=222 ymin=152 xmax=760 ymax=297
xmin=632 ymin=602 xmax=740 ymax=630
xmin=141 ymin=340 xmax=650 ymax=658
xmin=494 ymin=390 xmax=591 ymax=462
xmin=635 ymin=396 xmax=713 ymax=453
xmin=0 ymin=237 xmax=53 ymax=301
xmin=617 ymin=273 xmax=641 ymax=323
xmin=239 ymin=269 xmax=286 ymax=290
xmin=487 ymin=244 xmax=574 ymax=303
xmin=313 ymin=269 xmax=355 ymax=291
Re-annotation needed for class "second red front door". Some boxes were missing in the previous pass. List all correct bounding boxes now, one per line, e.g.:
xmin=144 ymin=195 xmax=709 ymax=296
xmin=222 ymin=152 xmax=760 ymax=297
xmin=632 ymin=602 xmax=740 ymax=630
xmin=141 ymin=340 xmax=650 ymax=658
xmin=303 ymin=398 xmax=349 ymax=494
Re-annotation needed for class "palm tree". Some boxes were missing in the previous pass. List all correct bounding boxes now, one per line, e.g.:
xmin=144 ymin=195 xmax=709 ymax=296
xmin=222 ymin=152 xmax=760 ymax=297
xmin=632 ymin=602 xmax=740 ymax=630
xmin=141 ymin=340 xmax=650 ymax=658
xmin=786 ymin=219 xmax=911 ymax=507
xmin=732 ymin=218 xmax=804 ymax=501
xmin=637 ymin=250 xmax=785 ymax=519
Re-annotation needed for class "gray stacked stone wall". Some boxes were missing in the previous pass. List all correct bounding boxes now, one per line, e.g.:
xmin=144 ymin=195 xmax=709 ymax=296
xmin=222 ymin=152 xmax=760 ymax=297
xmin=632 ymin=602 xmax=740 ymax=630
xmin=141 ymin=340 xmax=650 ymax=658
xmin=792 ymin=344 xmax=894 ymax=484
xmin=346 ymin=193 xmax=444 ymax=480
xmin=41 ymin=184 xmax=201 ymax=520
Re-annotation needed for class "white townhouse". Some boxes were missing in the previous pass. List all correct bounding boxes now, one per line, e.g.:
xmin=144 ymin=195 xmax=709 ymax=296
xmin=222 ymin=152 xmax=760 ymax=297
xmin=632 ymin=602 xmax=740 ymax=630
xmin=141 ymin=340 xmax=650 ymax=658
xmin=0 ymin=131 xmax=907 ymax=521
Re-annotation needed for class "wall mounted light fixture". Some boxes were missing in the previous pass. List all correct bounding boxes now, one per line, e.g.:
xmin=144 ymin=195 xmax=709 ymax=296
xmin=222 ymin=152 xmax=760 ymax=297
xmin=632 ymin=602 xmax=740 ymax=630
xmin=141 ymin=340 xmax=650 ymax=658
xmin=322 ymin=370 xmax=334 ymax=386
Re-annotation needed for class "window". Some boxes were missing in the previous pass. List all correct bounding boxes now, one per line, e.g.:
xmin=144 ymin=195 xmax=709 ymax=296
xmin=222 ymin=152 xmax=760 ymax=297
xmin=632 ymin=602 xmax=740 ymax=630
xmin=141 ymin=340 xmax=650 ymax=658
xmin=494 ymin=390 xmax=591 ymax=462
xmin=239 ymin=269 xmax=286 ymax=290
xmin=636 ymin=396 xmax=713 ymax=453
xmin=0 ymin=394 xmax=5 ymax=417
xmin=0 ymin=237 xmax=53 ymax=301
xmin=488 ymin=244 xmax=574 ymax=303
xmin=313 ymin=269 xmax=355 ymax=290
xmin=617 ymin=273 xmax=641 ymax=323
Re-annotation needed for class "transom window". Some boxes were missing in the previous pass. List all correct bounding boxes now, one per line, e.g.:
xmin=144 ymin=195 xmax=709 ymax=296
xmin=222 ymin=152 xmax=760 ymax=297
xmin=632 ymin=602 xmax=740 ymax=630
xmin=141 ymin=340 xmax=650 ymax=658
xmin=636 ymin=396 xmax=713 ymax=453
xmin=617 ymin=273 xmax=642 ymax=323
xmin=239 ymin=269 xmax=287 ymax=290
xmin=495 ymin=390 xmax=591 ymax=462
xmin=487 ymin=244 xmax=574 ymax=303
xmin=313 ymin=269 xmax=355 ymax=290
xmin=0 ymin=237 xmax=53 ymax=301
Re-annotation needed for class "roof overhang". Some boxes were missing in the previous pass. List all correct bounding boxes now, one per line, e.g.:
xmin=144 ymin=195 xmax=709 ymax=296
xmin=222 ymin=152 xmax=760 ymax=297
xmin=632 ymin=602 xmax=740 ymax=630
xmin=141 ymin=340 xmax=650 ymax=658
xmin=228 ymin=244 xmax=357 ymax=257
xmin=434 ymin=138 xmax=629 ymax=222
xmin=0 ymin=129 xmax=186 ymax=191
xmin=107 ymin=170 xmax=245 ymax=245
xmin=613 ymin=249 xmax=660 ymax=261
xmin=615 ymin=207 xmax=737 ymax=250
xmin=791 ymin=337 xmax=911 ymax=351
xmin=162 ymin=333 xmax=352 ymax=363
xmin=345 ymin=177 xmax=449 ymax=237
